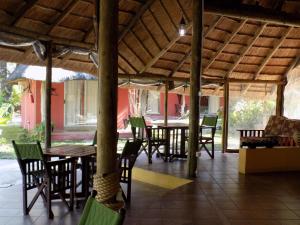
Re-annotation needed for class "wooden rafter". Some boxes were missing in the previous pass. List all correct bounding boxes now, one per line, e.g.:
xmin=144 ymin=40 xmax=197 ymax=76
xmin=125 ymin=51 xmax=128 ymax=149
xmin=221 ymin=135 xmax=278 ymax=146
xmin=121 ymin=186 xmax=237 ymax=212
xmin=169 ymin=16 xmax=223 ymax=77
xmin=242 ymin=26 xmax=293 ymax=94
xmin=159 ymin=0 xmax=178 ymax=31
xmin=139 ymin=24 xmax=191 ymax=73
xmin=10 ymin=0 xmax=39 ymax=25
xmin=283 ymin=55 xmax=300 ymax=79
xmin=118 ymin=0 xmax=156 ymax=43
xmin=225 ymin=23 xmax=267 ymax=77
xmin=205 ymin=1 xmax=300 ymax=27
xmin=253 ymin=27 xmax=293 ymax=80
xmin=47 ymin=0 xmax=81 ymax=34
xmin=204 ymin=19 xmax=247 ymax=71
xmin=130 ymin=30 xmax=153 ymax=58
xmin=213 ymin=23 xmax=267 ymax=94
xmin=175 ymin=0 xmax=190 ymax=23
xmin=139 ymin=19 xmax=161 ymax=50
xmin=148 ymin=7 xmax=170 ymax=42
xmin=0 ymin=23 xmax=94 ymax=49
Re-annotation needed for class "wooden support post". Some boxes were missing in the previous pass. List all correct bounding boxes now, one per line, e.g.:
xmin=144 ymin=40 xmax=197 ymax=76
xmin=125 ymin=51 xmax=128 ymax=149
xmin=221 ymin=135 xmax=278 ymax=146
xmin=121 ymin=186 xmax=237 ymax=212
xmin=188 ymin=0 xmax=203 ymax=178
xmin=45 ymin=41 xmax=52 ymax=148
xmin=222 ymin=81 xmax=229 ymax=153
xmin=97 ymin=0 xmax=118 ymax=175
xmin=164 ymin=82 xmax=168 ymax=126
xmin=276 ymin=84 xmax=285 ymax=116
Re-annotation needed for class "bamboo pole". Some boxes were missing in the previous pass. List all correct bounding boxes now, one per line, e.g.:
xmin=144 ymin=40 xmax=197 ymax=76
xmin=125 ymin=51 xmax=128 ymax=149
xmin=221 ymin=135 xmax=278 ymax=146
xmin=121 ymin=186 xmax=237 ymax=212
xmin=96 ymin=0 xmax=118 ymax=175
xmin=45 ymin=41 xmax=52 ymax=148
xmin=222 ymin=81 xmax=229 ymax=153
xmin=276 ymin=84 xmax=285 ymax=116
xmin=188 ymin=0 xmax=203 ymax=178
xmin=164 ymin=82 xmax=168 ymax=126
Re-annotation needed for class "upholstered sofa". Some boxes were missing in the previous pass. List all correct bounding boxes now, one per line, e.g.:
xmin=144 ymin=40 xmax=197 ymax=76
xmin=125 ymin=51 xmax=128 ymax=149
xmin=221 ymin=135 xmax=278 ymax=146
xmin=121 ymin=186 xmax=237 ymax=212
xmin=239 ymin=115 xmax=300 ymax=148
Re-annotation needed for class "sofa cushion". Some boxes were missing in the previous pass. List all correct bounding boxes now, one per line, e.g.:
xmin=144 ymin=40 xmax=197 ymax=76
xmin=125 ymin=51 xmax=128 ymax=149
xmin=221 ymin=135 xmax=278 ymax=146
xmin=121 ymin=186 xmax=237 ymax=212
xmin=264 ymin=115 xmax=286 ymax=136
xmin=281 ymin=119 xmax=300 ymax=137
xmin=240 ymin=136 xmax=278 ymax=148
xmin=293 ymin=131 xmax=300 ymax=146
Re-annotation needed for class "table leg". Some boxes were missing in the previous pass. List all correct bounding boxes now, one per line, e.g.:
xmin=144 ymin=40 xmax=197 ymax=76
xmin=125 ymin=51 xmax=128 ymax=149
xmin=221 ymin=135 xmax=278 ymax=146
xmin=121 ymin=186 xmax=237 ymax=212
xmin=180 ymin=128 xmax=186 ymax=157
xmin=81 ymin=156 xmax=90 ymax=200
xmin=164 ymin=128 xmax=170 ymax=162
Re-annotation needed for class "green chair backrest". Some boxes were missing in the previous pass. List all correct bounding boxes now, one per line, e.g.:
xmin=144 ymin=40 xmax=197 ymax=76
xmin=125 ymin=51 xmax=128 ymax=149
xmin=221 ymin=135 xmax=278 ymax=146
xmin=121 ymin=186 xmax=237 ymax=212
xmin=92 ymin=131 xmax=97 ymax=146
xmin=128 ymin=116 xmax=146 ymax=128
xmin=201 ymin=115 xmax=218 ymax=127
xmin=12 ymin=141 xmax=43 ymax=160
xmin=78 ymin=196 xmax=124 ymax=225
xmin=121 ymin=139 xmax=143 ymax=159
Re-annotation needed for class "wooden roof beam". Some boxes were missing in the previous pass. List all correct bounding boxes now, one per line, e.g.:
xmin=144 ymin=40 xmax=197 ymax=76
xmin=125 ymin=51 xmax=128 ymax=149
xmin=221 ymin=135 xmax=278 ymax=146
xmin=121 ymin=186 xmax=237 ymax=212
xmin=242 ymin=26 xmax=293 ymax=94
xmin=225 ymin=23 xmax=267 ymax=78
xmin=118 ymin=0 xmax=156 ymax=43
xmin=48 ymin=0 xmax=81 ymax=34
xmin=0 ymin=23 xmax=94 ymax=50
xmin=11 ymin=0 xmax=39 ymax=25
xmin=169 ymin=16 xmax=223 ymax=77
xmin=283 ymin=56 xmax=300 ymax=79
xmin=205 ymin=1 xmax=300 ymax=27
xmin=204 ymin=19 xmax=247 ymax=71
xmin=117 ymin=72 xmax=284 ymax=84
xmin=213 ymin=23 xmax=267 ymax=94
xmin=139 ymin=20 xmax=193 ymax=73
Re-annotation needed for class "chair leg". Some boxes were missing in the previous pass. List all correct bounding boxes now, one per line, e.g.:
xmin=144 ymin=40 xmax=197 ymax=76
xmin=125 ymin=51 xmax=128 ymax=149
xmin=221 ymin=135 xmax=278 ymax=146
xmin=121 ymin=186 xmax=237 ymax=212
xmin=211 ymin=141 xmax=214 ymax=159
xmin=127 ymin=170 xmax=132 ymax=204
xmin=46 ymin=181 xmax=54 ymax=219
xmin=22 ymin=180 xmax=28 ymax=215
xmin=148 ymin=143 xmax=152 ymax=164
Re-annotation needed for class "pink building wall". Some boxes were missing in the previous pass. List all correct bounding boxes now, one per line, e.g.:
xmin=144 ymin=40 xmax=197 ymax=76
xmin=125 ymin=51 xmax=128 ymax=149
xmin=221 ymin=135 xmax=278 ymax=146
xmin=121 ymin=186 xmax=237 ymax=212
xmin=51 ymin=83 xmax=64 ymax=129
xmin=21 ymin=80 xmax=64 ymax=130
xmin=117 ymin=88 xmax=130 ymax=129
xmin=159 ymin=93 xmax=181 ymax=116
xmin=21 ymin=80 xmax=42 ymax=130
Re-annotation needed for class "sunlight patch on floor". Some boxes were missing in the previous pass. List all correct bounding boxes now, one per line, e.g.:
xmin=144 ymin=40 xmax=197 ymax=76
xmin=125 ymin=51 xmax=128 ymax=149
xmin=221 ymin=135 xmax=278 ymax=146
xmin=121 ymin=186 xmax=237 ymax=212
xmin=132 ymin=167 xmax=192 ymax=189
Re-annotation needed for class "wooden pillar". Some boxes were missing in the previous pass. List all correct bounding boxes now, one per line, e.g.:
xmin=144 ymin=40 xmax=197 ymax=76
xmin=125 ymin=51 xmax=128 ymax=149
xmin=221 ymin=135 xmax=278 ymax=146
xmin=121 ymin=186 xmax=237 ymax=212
xmin=188 ymin=0 xmax=203 ymax=177
xmin=222 ymin=81 xmax=229 ymax=153
xmin=45 ymin=41 xmax=52 ymax=148
xmin=96 ymin=0 xmax=118 ymax=178
xmin=276 ymin=84 xmax=285 ymax=116
xmin=164 ymin=82 xmax=168 ymax=126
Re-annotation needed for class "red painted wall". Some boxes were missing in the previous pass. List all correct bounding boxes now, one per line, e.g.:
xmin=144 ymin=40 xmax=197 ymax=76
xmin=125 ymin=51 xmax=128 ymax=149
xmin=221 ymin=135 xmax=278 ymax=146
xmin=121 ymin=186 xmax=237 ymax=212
xmin=117 ymin=88 xmax=130 ymax=129
xmin=160 ymin=93 xmax=181 ymax=116
xmin=21 ymin=81 xmax=64 ymax=130
xmin=51 ymin=83 xmax=64 ymax=129
xmin=21 ymin=80 xmax=41 ymax=130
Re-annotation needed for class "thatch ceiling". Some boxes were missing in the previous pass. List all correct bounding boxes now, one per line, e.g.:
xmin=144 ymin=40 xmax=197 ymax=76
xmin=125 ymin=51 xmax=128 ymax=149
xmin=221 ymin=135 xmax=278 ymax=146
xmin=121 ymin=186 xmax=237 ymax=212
xmin=0 ymin=0 xmax=300 ymax=96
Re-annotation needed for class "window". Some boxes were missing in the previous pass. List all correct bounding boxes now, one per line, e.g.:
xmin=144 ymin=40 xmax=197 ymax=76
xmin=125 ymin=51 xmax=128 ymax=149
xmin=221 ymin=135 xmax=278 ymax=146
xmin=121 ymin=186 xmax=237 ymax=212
xmin=146 ymin=91 xmax=160 ymax=114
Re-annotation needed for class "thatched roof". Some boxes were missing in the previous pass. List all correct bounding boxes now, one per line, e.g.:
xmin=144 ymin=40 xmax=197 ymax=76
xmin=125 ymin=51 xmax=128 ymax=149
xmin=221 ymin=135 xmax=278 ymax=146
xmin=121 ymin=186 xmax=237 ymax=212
xmin=0 ymin=0 xmax=300 ymax=96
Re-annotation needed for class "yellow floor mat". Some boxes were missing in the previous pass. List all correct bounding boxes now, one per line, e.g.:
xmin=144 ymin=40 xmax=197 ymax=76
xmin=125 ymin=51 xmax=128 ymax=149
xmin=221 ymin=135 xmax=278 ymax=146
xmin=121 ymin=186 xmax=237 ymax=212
xmin=132 ymin=167 xmax=192 ymax=190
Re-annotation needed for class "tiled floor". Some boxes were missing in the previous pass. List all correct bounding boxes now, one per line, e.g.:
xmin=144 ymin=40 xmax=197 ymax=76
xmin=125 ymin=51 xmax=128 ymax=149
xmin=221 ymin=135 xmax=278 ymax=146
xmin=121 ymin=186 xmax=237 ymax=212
xmin=2 ymin=152 xmax=300 ymax=225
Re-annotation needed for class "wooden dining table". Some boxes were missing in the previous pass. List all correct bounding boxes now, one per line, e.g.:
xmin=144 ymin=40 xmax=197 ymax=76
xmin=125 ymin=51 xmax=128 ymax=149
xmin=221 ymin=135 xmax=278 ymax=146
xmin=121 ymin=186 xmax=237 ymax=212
xmin=157 ymin=124 xmax=189 ymax=161
xmin=44 ymin=145 xmax=96 ymax=200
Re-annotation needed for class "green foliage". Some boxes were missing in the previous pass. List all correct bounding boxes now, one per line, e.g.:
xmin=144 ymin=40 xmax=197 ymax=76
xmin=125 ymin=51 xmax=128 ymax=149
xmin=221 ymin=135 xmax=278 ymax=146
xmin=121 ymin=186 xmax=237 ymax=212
xmin=229 ymin=99 xmax=275 ymax=132
xmin=30 ymin=122 xmax=54 ymax=142
xmin=0 ymin=85 xmax=22 ymax=124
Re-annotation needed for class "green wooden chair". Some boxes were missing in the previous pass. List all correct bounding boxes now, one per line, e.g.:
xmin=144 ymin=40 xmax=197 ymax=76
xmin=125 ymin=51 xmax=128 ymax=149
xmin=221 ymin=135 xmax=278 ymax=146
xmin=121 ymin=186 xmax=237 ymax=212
xmin=78 ymin=191 xmax=125 ymax=225
xmin=119 ymin=139 xmax=142 ymax=203
xmin=199 ymin=115 xmax=218 ymax=158
xmin=12 ymin=140 xmax=76 ymax=219
xmin=128 ymin=116 xmax=167 ymax=163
